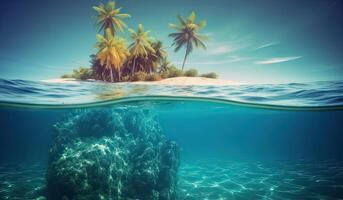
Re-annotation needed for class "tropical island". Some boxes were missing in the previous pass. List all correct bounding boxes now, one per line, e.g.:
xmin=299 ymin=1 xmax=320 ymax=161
xmin=61 ymin=1 xmax=218 ymax=83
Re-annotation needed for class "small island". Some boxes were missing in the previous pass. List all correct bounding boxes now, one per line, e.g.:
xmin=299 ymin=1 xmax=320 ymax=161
xmin=61 ymin=1 xmax=218 ymax=83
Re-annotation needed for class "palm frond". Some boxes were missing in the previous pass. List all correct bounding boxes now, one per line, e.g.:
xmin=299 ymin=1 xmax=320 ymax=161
xmin=93 ymin=6 xmax=106 ymax=14
xmin=93 ymin=1 xmax=130 ymax=34
xmin=198 ymin=20 xmax=207 ymax=28
xmin=188 ymin=11 xmax=196 ymax=23
xmin=177 ymin=15 xmax=187 ymax=26
xmin=169 ymin=23 xmax=182 ymax=31
xmin=117 ymin=13 xmax=130 ymax=18
xmin=107 ymin=1 xmax=115 ymax=10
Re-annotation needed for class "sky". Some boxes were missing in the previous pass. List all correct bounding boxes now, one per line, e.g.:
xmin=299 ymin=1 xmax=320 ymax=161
xmin=0 ymin=0 xmax=342 ymax=83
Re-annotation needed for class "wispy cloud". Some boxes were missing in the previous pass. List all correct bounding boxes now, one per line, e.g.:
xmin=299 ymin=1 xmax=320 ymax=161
xmin=225 ymin=55 xmax=252 ymax=63
xmin=207 ymin=46 xmax=235 ymax=55
xmin=204 ymin=32 xmax=214 ymax=37
xmin=196 ymin=41 xmax=242 ymax=56
xmin=174 ymin=55 xmax=251 ymax=66
xmin=193 ymin=32 xmax=253 ymax=56
xmin=255 ymin=56 xmax=302 ymax=64
xmin=254 ymin=42 xmax=279 ymax=50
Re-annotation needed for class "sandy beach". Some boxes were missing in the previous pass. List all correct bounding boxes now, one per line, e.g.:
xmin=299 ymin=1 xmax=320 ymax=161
xmin=40 ymin=78 xmax=82 ymax=84
xmin=41 ymin=77 xmax=240 ymax=86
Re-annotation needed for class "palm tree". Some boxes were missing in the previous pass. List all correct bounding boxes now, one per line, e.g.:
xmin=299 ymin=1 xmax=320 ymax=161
xmin=90 ymin=54 xmax=103 ymax=80
xmin=147 ymin=41 xmax=167 ymax=73
xmin=96 ymin=28 xmax=129 ymax=82
xmin=169 ymin=11 xmax=207 ymax=71
xmin=160 ymin=57 xmax=172 ymax=73
xmin=93 ymin=1 xmax=130 ymax=36
xmin=151 ymin=41 xmax=166 ymax=61
xmin=128 ymin=24 xmax=155 ymax=76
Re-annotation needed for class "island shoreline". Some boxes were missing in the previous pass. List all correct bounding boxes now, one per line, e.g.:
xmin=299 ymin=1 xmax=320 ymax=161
xmin=41 ymin=77 xmax=242 ymax=86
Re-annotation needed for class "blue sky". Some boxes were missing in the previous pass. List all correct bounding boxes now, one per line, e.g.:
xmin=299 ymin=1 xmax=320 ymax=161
xmin=0 ymin=0 xmax=342 ymax=83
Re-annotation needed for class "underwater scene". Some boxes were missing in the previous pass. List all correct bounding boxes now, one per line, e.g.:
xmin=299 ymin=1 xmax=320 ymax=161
xmin=0 ymin=80 xmax=343 ymax=200
xmin=1 ymin=0 xmax=343 ymax=199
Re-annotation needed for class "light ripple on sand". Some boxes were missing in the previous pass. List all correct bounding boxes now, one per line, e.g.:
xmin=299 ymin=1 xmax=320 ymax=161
xmin=178 ymin=159 xmax=343 ymax=199
xmin=1 ymin=160 xmax=343 ymax=199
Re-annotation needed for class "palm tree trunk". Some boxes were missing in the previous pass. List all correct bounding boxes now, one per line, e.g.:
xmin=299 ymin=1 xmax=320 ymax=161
xmin=131 ymin=57 xmax=136 ymax=77
xmin=181 ymin=42 xmax=190 ymax=71
xmin=181 ymin=53 xmax=188 ymax=71
xmin=118 ymin=70 xmax=121 ymax=82
xmin=101 ymin=67 xmax=107 ymax=81
xmin=110 ymin=68 xmax=114 ymax=82
xmin=101 ymin=71 xmax=105 ymax=81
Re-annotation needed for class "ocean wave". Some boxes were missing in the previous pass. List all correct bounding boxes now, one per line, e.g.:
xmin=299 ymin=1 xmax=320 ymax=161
xmin=0 ymin=78 xmax=342 ymax=107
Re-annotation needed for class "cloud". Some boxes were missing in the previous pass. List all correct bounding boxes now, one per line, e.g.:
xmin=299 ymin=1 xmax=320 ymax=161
xmin=193 ymin=32 xmax=253 ymax=56
xmin=254 ymin=42 xmax=279 ymax=50
xmin=204 ymin=32 xmax=214 ymax=37
xmin=225 ymin=55 xmax=251 ymax=63
xmin=174 ymin=55 xmax=251 ymax=66
xmin=207 ymin=46 xmax=235 ymax=55
xmin=255 ymin=56 xmax=302 ymax=64
xmin=197 ymin=39 xmax=240 ymax=56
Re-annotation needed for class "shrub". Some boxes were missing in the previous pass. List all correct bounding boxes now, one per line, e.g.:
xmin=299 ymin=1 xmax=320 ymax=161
xmin=184 ymin=69 xmax=198 ymax=77
xmin=61 ymin=74 xmax=72 ymax=78
xmin=200 ymin=72 xmax=218 ymax=79
xmin=167 ymin=66 xmax=183 ymax=78
xmin=132 ymin=71 xmax=148 ymax=82
xmin=75 ymin=67 xmax=93 ymax=80
xmin=62 ymin=67 xmax=93 ymax=80
xmin=121 ymin=75 xmax=130 ymax=82
xmin=146 ymin=74 xmax=162 ymax=81
xmin=160 ymin=71 xmax=170 ymax=79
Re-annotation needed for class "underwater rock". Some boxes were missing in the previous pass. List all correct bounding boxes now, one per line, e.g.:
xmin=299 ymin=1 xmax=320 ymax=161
xmin=46 ymin=108 xmax=179 ymax=200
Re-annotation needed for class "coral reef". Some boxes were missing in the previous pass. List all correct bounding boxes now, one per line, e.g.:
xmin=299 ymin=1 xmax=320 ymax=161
xmin=46 ymin=108 xmax=179 ymax=200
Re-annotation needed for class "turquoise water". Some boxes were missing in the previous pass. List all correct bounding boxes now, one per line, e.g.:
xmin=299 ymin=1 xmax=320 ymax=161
xmin=0 ymin=79 xmax=343 ymax=199
xmin=1 ymin=79 xmax=343 ymax=106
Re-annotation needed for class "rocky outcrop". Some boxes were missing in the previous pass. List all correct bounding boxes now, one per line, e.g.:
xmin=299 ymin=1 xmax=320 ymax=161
xmin=46 ymin=108 xmax=179 ymax=200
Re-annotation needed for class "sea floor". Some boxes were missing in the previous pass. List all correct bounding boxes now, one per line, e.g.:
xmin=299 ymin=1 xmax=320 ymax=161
xmin=178 ymin=159 xmax=343 ymax=200
xmin=0 ymin=163 xmax=45 ymax=200
xmin=1 ymin=159 xmax=343 ymax=200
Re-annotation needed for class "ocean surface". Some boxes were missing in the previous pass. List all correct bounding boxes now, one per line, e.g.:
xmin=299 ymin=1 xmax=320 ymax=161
xmin=0 ymin=79 xmax=343 ymax=200
xmin=1 ymin=79 xmax=343 ymax=106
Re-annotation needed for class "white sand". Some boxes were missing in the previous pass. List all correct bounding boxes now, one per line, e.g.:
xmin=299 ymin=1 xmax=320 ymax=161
xmin=40 ymin=78 xmax=81 ymax=84
xmin=42 ymin=77 xmax=240 ymax=86
xmin=129 ymin=77 xmax=240 ymax=86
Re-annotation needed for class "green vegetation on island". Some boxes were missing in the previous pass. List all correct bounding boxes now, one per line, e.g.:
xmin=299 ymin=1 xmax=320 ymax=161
xmin=61 ymin=1 xmax=218 ymax=82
